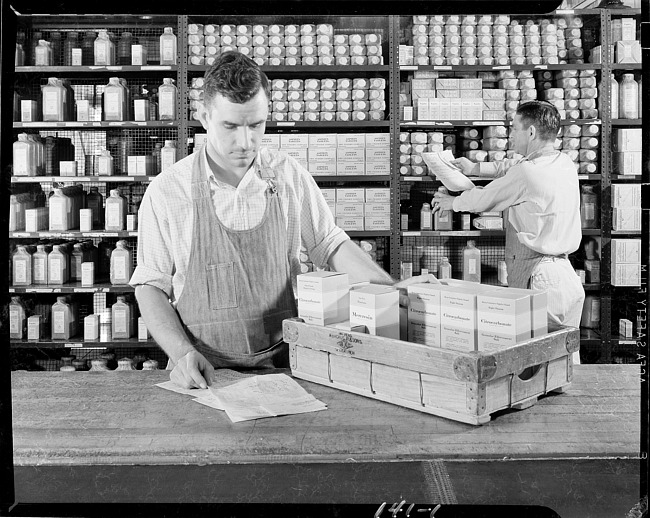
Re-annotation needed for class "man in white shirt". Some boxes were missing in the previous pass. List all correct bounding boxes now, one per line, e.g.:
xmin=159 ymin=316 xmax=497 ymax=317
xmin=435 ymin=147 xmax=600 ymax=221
xmin=432 ymin=101 xmax=584 ymax=363
xmin=131 ymin=51 xmax=427 ymax=388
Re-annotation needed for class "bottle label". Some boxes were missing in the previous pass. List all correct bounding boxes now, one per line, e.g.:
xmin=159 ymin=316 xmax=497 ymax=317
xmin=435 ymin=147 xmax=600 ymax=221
xmin=44 ymin=91 xmax=60 ymax=116
xmin=421 ymin=212 xmax=432 ymax=230
xmin=50 ymin=258 xmax=61 ymax=282
xmin=114 ymin=309 xmax=127 ymax=333
xmin=591 ymin=300 xmax=600 ymax=322
xmin=440 ymin=265 xmax=451 ymax=279
xmin=50 ymin=198 xmax=63 ymax=227
xmin=401 ymin=214 xmax=408 ymax=230
xmin=107 ymin=202 xmax=121 ymax=228
xmin=160 ymin=91 xmax=175 ymax=117
xmin=439 ymin=211 xmax=449 ymax=223
xmin=584 ymin=203 xmax=594 ymax=221
xmin=114 ymin=256 xmax=126 ymax=280
xmin=469 ymin=258 xmax=477 ymax=275
xmin=96 ymin=44 xmax=107 ymax=63
xmin=53 ymin=311 xmax=65 ymax=334
xmin=14 ymin=148 xmax=28 ymax=174
xmin=15 ymin=260 xmax=27 ymax=283
xmin=163 ymin=40 xmax=174 ymax=61
xmin=34 ymin=258 xmax=45 ymax=282
xmin=105 ymin=92 xmax=120 ymax=117
xmin=10 ymin=309 xmax=20 ymax=334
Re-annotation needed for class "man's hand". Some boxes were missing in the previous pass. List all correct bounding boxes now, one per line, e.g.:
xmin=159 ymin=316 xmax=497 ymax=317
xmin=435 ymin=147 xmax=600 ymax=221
xmin=170 ymin=350 xmax=215 ymax=389
xmin=431 ymin=190 xmax=456 ymax=214
xmin=394 ymin=273 xmax=440 ymax=306
xmin=450 ymin=157 xmax=478 ymax=176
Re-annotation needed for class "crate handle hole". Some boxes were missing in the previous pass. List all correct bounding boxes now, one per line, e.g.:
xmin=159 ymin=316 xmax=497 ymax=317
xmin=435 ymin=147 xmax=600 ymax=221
xmin=517 ymin=364 xmax=542 ymax=381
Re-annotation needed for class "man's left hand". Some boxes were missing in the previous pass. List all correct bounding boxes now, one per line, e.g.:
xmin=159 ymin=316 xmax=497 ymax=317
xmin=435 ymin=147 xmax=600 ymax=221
xmin=432 ymin=191 xmax=456 ymax=214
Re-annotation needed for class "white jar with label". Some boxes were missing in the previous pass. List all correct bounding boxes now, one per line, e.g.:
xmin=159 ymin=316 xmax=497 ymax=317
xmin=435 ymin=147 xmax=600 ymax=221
xmin=619 ymin=73 xmax=639 ymax=120
xmin=105 ymin=189 xmax=126 ymax=231
xmin=161 ymin=140 xmax=177 ymax=171
xmin=158 ymin=78 xmax=177 ymax=120
xmin=159 ymin=27 xmax=177 ymax=65
xmin=110 ymin=240 xmax=133 ymax=285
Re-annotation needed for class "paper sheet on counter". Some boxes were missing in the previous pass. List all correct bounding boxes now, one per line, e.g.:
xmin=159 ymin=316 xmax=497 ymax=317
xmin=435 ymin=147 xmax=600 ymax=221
xmin=157 ymin=370 xmax=326 ymax=422
xmin=421 ymin=150 xmax=476 ymax=191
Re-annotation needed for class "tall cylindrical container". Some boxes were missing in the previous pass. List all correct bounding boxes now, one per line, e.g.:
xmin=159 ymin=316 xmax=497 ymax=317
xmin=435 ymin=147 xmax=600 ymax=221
xmin=160 ymin=27 xmax=178 ymax=65
xmin=462 ymin=240 xmax=481 ymax=283
xmin=105 ymin=189 xmax=126 ymax=231
xmin=619 ymin=73 xmax=639 ymax=120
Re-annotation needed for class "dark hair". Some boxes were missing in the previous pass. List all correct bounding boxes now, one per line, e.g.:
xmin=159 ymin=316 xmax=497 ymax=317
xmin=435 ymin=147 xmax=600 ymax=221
xmin=516 ymin=100 xmax=561 ymax=141
xmin=203 ymin=51 xmax=270 ymax=104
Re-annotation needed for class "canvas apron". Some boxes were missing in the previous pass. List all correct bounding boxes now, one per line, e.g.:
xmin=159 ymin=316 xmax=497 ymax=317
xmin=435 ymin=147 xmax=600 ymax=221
xmin=174 ymin=149 xmax=297 ymax=368
xmin=504 ymin=149 xmax=567 ymax=289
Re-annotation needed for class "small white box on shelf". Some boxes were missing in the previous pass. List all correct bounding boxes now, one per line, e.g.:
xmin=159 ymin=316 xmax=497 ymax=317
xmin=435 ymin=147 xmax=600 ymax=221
xmin=350 ymin=284 xmax=400 ymax=339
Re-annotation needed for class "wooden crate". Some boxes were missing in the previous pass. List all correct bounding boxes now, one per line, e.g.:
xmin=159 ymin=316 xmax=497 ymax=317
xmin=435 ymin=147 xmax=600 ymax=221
xmin=283 ymin=318 xmax=579 ymax=425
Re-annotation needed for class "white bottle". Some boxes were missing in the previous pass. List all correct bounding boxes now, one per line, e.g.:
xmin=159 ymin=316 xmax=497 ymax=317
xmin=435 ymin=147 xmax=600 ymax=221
xmin=439 ymin=256 xmax=452 ymax=279
xmin=160 ymin=140 xmax=177 ymax=171
xmin=159 ymin=27 xmax=177 ymax=65
xmin=420 ymin=203 xmax=433 ymax=230
xmin=94 ymin=30 xmax=114 ymax=66
xmin=462 ymin=240 xmax=481 ymax=283
xmin=105 ymin=189 xmax=126 ymax=231
xmin=610 ymin=74 xmax=619 ymax=120
xmin=619 ymin=73 xmax=638 ymax=120
xmin=34 ymin=40 xmax=52 ymax=66
xmin=158 ymin=78 xmax=177 ymax=120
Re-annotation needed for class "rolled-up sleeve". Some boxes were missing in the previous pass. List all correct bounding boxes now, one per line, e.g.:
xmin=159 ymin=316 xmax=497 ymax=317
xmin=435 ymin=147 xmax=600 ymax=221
xmin=453 ymin=168 xmax=528 ymax=214
xmin=129 ymin=182 xmax=174 ymax=297
xmin=298 ymin=172 xmax=349 ymax=268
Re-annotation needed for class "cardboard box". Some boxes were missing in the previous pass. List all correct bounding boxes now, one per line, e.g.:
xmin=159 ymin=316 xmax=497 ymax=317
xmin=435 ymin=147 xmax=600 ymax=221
xmin=284 ymin=148 xmax=308 ymax=168
xmin=614 ymin=151 xmax=642 ymax=175
xmin=436 ymin=78 xmax=460 ymax=90
xmin=482 ymin=89 xmax=507 ymax=100
xmin=133 ymin=99 xmax=151 ymax=121
xmin=337 ymin=162 xmax=365 ymax=175
xmin=365 ymin=133 xmax=390 ymax=148
xmin=81 ymin=262 xmax=95 ymax=287
xmin=21 ymin=100 xmax=39 ymax=122
xmin=611 ymin=184 xmax=641 ymax=208
xmin=131 ymin=45 xmax=148 ymax=65
xmin=337 ymin=188 xmax=365 ymax=203
xmin=615 ymin=40 xmax=641 ymax=64
xmin=308 ymin=148 xmax=337 ymax=162
xmin=84 ymin=314 xmax=100 ymax=341
xmin=326 ymin=320 xmax=367 ymax=333
xmin=336 ymin=217 xmax=364 ymax=231
xmin=613 ymin=208 xmax=641 ymax=231
xmin=407 ymin=283 xmax=442 ymax=347
xmin=439 ymin=285 xmax=479 ymax=352
xmin=613 ymin=129 xmax=642 ymax=152
xmin=25 ymin=207 xmax=48 ymax=232
xmin=611 ymin=239 xmax=641 ymax=264
xmin=297 ymin=271 xmax=350 ymax=326
xmin=612 ymin=263 xmax=641 ymax=287
xmin=27 ymin=315 xmax=42 ymax=341
xmin=584 ymin=259 xmax=600 ymax=284
xmin=320 ymin=188 xmax=336 ymax=203
xmin=337 ymin=134 xmax=365 ymax=148
xmin=350 ymin=284 xmax=400 ymax=339
xmin=364 ymin=203 xmax=391 ymax=217
xmin=308 ymin=133 xmax=338 ymax=148
xmin=364 ymin=216 xmax=391 ymax=230
xmin=619 ymin=318 xmax=634 ymax=338
xmin=459 ymin=78 xmax=483 ymax=90
xmin=477 ymin=291 xmax=531 ymax=351
xmin=336 ymin=203 xmax=364 ymax=218
xmin=365 ymin=188 xmax=390 ymax=204
xmin=416 ymin=98 xmax=431 ymax=120
xmin=138 ymin=317 xmax=150 ymax=341
xmin=462 ymin=99 xmax=483 ymax=120
xmin=76 ymin=100 xmax=90 ymax=121
xmin=59 ymin=161 xmax=77 ymax=177
xmin=261 ymin=134 xmax=280 ymax=148
xmin=280 ymin=134 xmax=309 ymax=148
xmin=309 ymin=162 xmax=337 ymax=175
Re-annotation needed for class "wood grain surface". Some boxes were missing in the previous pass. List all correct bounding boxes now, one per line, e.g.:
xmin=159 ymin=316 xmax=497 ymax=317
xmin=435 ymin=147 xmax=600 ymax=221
xmin=10 ymin=365 xmax=640 ymax=466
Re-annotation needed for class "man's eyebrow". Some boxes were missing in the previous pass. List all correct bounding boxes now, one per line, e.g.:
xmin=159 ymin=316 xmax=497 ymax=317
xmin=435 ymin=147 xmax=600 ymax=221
xmin=221 ymin=119 xmax=266 ymax=126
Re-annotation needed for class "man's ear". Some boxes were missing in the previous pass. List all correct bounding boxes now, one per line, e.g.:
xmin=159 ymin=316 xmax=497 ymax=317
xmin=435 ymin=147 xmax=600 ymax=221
xmin=196 ymin=100 xmax=210 ymax=132
xmin=529 ymin=124 xmax=537 ymax=141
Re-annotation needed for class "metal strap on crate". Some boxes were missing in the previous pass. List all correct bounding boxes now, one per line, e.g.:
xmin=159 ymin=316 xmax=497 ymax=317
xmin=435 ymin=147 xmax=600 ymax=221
xmin=369 ymin=362 xmax=375 ymax=394
xmin=419 ymin=372 xmax=424 ymax=407
xmin=327 ymin=352 xmax=332 ymax=383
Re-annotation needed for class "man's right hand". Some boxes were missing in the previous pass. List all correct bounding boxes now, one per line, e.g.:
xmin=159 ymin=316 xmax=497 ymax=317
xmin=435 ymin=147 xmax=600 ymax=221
xmin=170 ymin=350 xmax=215 ymax=389
xmin=450 ymin=157 xmax=477 ymax=176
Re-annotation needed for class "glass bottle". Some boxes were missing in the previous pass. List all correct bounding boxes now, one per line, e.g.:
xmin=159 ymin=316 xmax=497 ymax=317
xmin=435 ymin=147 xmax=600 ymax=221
xmin=158 ymin=78 xmax=177 ymax=120
xmin=51 ymin=296 xmax=74 ymax=340
xmin=48 ymin=244 xmax=69 ymax=285
xmin=63 ymin=32 xmax=78 ymax=66
xmin=9 ymin=296 xmax=27 ymax=340
xmin=160 ymin=140 xmax=177 ymax=171
xmin=110 ymin=240 xmax=133 ymax=285
xmin=420 ymin=202 xmax=432 ymax=230
xmin=117 ymin=32 xmax=133 ymax=65
xmin=49 ymin=31 xmax=62 ymax=66
xmin=41 ymin=77 xmax=66 ymax=122
xmin=15 ymin=43 xmax=25 ymax=66
xmin=70 ymin=243 xmax=86 ymax=282
xmin=433 ymin=187 xmax=453 ymax=230
xmin=82 ymin=31 xmax=96 ymax=65
xmin=34 ymin=39 xmax=52 ymax=66
xmin=105 ymin=189 xmax=126 ymax=231
xmin=462 ymin=240 xmax=481 ymax=283
xmin=619 ymin=73 xmax=639 ymax=120
xmin=86 ymin=186 xmax=105 ymax=228
xmin=32 ymin=244 xmax=50 ymax=285
xmin=103 ymin=77 xmax=126 ymax=121
xmin=580 ymin=184 xmax=599 ymax=229
xmin=112 ymin=295 xmax=134 ymax=339
xmin=94 ymin=30 xmax=114 ymax=66
xmin=159 ymin=27 xmax=178 ymax=65
xmin=153 ymin=142 xmax=163 ymax=174
xmin=12 ymin=245 xmax=33 ymax=286
xmin=30 ymin=31 xmax=43 ymax=65
xmin=439 ymin=256 xmax=452 ymax=279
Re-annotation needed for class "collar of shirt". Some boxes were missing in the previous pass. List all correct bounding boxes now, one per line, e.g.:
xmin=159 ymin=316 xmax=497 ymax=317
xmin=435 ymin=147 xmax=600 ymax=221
xmin=201 ymin=146 xmax=260 ymax=191
xmin=525 ymin=145 xmax=558 ymax=162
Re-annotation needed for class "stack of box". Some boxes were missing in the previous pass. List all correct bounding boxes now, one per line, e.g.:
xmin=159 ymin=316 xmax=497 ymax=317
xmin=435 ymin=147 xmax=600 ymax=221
xmin=188 ymin=24 xmax=384 ymax=67
xmin=350 ymin=284 xmax=400 ymax=339
xmin=611 ymin=183 xmax=641 ymax=233
xmin=612 ymin=128 xmax=641 ymax=176
xmin=611 ymin=238 xmax=641 ymax=287
xmin=399 ymin=131 xmax=446 ymax=176
xmin=260 ymin=132 xmax=390 ymax=176
xmin=331 ymin=187 xmax=391 ymax=231
xmin=611 ymin=17 xmax=641 ymax=64
xmin=297 ymin=271 xmax=349 ymax=325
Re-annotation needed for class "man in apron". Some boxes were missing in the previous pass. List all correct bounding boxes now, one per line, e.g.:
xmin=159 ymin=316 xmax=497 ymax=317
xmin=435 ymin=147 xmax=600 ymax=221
xmin=131 ymin=51 xmax=426 ymax=389
xmin=432 ymin=101 xmax=584 ymax=364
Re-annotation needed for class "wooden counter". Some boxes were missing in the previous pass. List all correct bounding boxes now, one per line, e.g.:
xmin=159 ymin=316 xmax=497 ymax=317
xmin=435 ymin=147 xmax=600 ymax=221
xmin=9 ymin=365 xmax=643 ymax=517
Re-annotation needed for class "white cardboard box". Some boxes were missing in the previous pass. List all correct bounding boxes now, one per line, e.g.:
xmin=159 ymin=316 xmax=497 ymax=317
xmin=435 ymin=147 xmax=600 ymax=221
xmin=308 ymin=133 xmax=338 ymax=148
xmin=611 ymin=239 xmax=642 ymax=264
xmin=297 ymin=271 xmax=349 ymax=326
xmin=612 ymin=263 xmax=641 ymax=286
xmin=440 ymin=285 xmax=478 ymax=352
xmin=350 ymin=284 xmax=400 ymax=339
xmin=336 ymin=217 xmax=364 ymax=231
xmin=407 ymin=283 xmax=442 ymax=346
xmin=336 ymin=188 xmax=365 ymax=203
xmin=614 ymin=151 xmax=642 ymax=175
xmin=280 ymin=134 xmax=309 ymax=148
xmin=613 ymin=208 xmax=641 ymax=231
xmin=364 ymin=216 xmax=391 ymax=230
xmin=364 ymin=203 xmax=391 ymax=217
xmin=261 ymin=134 xmax=280 ymax=148
xmin=477 ymin=291 xmax=532 ymax=350
xmin=365 ymin=133 xmax=390 ymax=147
xmin=365 ymin=188 xmax=391 ymax=204
xmin=309 ymin=162 xmax=337 ymax=175
xmin=336 ymin=203 xmax=365 ymax=218
xmin=611 ymin=184 xmax=641 ymax=208
xmin=337 ymin=134 xmax=365 ymax=148
xmin=613 ymin=128 xmax=642 ymax=152
xmin=337 ymin=161 xmax=365 ymax=175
